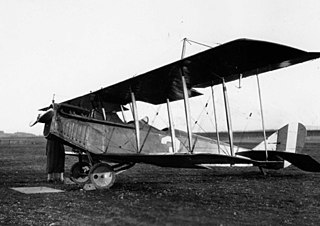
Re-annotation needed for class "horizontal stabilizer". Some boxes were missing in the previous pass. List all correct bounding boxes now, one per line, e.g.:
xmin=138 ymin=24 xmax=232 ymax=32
xmin=237 ymin=151 xmax=281 ymax=161
xmin=274 ymin=152 xmax=320 ymax=172
xmin=237 ymin=151 xmax=320 ymax=172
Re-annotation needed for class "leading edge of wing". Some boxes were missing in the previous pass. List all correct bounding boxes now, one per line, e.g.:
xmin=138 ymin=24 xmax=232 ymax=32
xmin=90 ymin=153 xmax=271 ymax=169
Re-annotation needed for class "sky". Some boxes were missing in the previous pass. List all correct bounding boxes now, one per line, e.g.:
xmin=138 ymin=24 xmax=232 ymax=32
xmin=1 ymin=0 xmax=320 ymax=135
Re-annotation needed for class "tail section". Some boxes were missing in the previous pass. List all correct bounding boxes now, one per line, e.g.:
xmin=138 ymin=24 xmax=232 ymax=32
xmin=250 ymin=122 xmax=309 ymax=169
xmin=238 ymin=123 xmax=320 ymax=172
xmin=275 ymin=123 xmax=306 ymax=154
xmin=253 ymin=122 xmax=307 ymax=155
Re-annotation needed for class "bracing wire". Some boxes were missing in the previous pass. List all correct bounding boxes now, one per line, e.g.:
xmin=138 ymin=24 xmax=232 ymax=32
xmin=235 ymin=112 xmax=253 ymax=152
xmin=191 ymin=96 xmax=211 ymax=131
xmin=147 ymin=104 xmax=162 ymax=128
xmin=117 ymin=104 xmax=163 ymax=153
xmin=185 ymin=39 xmax=221 ymax=48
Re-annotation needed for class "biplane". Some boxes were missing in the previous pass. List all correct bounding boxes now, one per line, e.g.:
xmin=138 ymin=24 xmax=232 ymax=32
xmin=32 ymin=38 xmax=320 ymax=189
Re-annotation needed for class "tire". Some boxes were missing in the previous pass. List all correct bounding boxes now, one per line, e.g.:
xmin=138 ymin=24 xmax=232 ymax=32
xmin=89 ymin=163 xmax=116 ymax=189
xmin=70 ymin=162 xmax=90 ymax=185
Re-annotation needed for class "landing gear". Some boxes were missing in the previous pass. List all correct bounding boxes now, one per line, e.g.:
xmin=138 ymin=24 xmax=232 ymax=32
xmin=70 ymin=162 xmax=90 ymax=184
xmin=89 ymin=163 xmax=116 ymax=189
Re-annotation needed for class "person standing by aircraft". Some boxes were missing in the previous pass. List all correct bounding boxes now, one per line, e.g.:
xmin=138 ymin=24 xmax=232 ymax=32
xmin=29 ymin=102 xmax=66 ymax=183
xmin=46 ymin=138 xmax=65 ymax=183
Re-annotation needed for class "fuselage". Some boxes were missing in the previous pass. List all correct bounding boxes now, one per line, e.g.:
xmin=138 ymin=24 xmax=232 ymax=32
xmin=46 ymin=104 xmax=248 ymax=158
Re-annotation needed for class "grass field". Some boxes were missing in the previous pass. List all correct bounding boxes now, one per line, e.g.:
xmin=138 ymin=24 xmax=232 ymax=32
xmin=0 ymin=141 xmax=320 ymax=225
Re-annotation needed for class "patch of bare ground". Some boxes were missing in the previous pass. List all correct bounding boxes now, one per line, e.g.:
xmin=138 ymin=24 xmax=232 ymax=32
xmin=0 ymin=143 xmax=320 ymax=225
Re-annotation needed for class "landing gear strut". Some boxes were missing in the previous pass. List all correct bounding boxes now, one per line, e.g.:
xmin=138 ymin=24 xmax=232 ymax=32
xmin=259 ymin=166 xmax=267 ymax=176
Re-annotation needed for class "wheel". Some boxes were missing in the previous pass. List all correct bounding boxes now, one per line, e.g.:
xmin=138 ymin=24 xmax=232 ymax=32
xmin=70 ymin=162 xmax=90 ymax=185
xmin=89 ymin=163 xmax=115 ymax=189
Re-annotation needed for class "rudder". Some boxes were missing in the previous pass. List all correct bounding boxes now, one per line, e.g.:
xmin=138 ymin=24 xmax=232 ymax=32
xmin=253 ymin=122 xmax=306 ymax=154
xmin=275 ymin=123 xmax=306 ymax=154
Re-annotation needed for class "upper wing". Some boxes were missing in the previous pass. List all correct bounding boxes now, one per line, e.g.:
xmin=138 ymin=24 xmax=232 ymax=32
xmin=49 ymin=38 xmax=320 ymax=108
xmin=187 ymin=38 xmax=320 ymax=88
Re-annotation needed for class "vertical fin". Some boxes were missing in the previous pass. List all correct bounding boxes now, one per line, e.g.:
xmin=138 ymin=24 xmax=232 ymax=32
xmin=296 ymin=123 xmax=307 ymax=153
xmin=253 ymin=131 xmax=278 ymax=151
xmin=275 ymin=123 xmax=306 ymax=168
xmin=276 ymin=123 xmax=306 ymax=153
xmin=239 ymin=123 xmax=309 ymax=170
xmin=253 ymin=123 xmax=306 ymax=153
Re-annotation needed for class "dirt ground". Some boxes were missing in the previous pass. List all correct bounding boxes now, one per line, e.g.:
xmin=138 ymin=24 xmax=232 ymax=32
xmin=0 ymin=142 xmax=320 ymax=226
